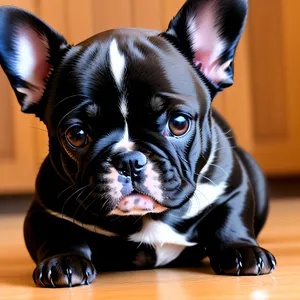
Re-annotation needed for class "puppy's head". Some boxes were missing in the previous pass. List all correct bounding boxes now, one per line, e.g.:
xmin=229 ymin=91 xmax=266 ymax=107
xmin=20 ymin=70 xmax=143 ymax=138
xmin=0 ymin=0 xmax=247 ymax=216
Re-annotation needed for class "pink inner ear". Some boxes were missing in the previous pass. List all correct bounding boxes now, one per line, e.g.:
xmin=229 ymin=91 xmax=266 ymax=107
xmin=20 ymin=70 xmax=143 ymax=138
xmin=15 ymin=26 xmax=51 ymax=106
xmin=187 ymin=3 xmax=232 ymax=84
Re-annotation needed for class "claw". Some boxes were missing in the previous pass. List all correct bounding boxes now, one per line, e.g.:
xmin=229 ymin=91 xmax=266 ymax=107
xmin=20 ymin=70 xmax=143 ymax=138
xmin=38 ymin=272 xmax=46 ymax=287
xmin=256 ymin=256 xmax=264 ymax=275
xmin=235 ymin=250 xmax=242 ymax=276
xmin=48 ymin=270 xmax=56 ymax=288
xmin=66 ymin=267 xmax=73 ymax=287
xmin=218 ymin=264 xmax=224 ymax=274
xmin=85 ymin=271 xmax=90 ymax=285
xmin=265 ymin=249 xmax=277 ymax=273
xmin=270 ymin=259 xmax=276 ymax=272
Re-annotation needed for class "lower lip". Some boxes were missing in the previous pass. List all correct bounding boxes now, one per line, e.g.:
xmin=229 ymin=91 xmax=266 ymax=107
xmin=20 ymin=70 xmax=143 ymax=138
xmin=109 ymin=193 xmax=168 ymax=216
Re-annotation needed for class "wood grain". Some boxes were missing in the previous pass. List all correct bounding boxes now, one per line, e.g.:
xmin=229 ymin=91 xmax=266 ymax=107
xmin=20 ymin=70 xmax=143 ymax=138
xmin=0 ymin=70 xmax=13 ymax=159
xmin=0 ymin=199 xmax=299 ymax=299
xmin=132 ymin=0 xmax=163 ymax=30
xmin=248 ymin=0 xmax=287 ymax=141
xmin=92 ymin=0 xmax=132 ymax=33
xmin=0 ymin=0 xmax=39 ymax=193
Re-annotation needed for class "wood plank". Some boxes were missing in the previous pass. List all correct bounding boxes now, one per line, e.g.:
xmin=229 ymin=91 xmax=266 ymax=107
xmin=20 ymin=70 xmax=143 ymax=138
xmin=248 ymin=0 xmax=287 ymax=142
xmin=0 ymin=0 xmax=38 ymax=193
xmin=161 ymin=0 xmax=185 ymax=29
xmin=281 ymin=0 xmax=300 ymax=145
xmin=66 ymin=0 xmax=94 ymax=43
xmin=222 ymin=28 xmax=254 ymax=153
xmin=92 ymin=0 xmax=132 ymax=33
xmin=132 ymin=0 xmax=163 ymax=29
xmin=0 ymin=199 xmax=299 ymax=299
xmin=250 ymin=0 xmax=300 ymax=175
xmin=39 ymin=0 xmax=68 ymax=37
xmin=0 ymin=70 xmax=13 ymax=159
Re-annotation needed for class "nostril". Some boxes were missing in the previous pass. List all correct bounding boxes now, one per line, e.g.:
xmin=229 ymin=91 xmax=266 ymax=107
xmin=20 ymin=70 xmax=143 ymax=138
xmin=112 ymin=151 xmax=147 ymax=176
xmin=132 ymin=155 xmax=147 ymax=173
xmin=134 ymin=159 xmax=145 ymax=170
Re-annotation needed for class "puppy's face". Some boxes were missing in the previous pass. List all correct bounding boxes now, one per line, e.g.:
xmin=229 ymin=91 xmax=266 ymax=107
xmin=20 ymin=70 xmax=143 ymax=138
xmin=0 ymin=0 xmax=248 ymax=216
xmin=47 ymin=29 xmax=208 ymax=215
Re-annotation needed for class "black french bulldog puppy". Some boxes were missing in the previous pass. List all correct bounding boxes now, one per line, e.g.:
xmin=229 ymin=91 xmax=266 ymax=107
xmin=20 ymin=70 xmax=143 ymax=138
xmin=0 ymin=0 xmax=276 ymax=288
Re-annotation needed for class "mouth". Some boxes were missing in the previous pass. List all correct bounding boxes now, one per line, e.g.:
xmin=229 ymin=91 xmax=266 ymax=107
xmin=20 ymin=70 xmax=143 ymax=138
xmin=109 ymin=191 xmax=168 ymax=216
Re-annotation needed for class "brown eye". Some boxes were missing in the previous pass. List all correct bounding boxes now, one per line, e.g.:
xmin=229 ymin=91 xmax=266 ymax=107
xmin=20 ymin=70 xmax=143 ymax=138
xmin=168 ymin=114 xmax=190 ymax=136
xmin=65 ymin=125 xmax=89 ymax=148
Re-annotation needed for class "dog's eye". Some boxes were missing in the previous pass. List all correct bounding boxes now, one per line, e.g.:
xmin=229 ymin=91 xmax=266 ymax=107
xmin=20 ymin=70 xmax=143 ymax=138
xmin=168 ymin=114 xmax=190 ymax=136
xmin=65 ymin=125 xmax=89 ymax=148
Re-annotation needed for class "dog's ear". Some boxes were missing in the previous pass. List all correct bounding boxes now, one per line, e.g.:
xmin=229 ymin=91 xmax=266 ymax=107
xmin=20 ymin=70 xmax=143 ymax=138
xmin=165 ymin=0 xmax=248 ymax=92
xmin=0 ymin=6 xmax=69 ymax=114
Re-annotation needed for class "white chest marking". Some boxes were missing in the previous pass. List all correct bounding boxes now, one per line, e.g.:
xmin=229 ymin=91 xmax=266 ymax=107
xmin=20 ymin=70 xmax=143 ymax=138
xmin=155 ymin=244 xmax=187 ymax=267
xmin=109 ymin=39 xmax=125 ymax=88
xmin=129 ymin=217 xmax=197 ymax=267
xmin=183 ymin=182 xmax=227 ymax=219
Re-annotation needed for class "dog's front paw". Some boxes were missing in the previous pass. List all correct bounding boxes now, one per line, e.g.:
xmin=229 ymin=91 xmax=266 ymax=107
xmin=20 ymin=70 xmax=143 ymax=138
xmin=210 ymin=246 xmax=276 ymax=276
xmin=33 ymin=254 xmax=96 ymax=288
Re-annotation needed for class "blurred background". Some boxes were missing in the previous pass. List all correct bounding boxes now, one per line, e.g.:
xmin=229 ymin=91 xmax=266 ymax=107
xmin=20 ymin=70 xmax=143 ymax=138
xmin=0 ymin=0 xmax=299 ymax=212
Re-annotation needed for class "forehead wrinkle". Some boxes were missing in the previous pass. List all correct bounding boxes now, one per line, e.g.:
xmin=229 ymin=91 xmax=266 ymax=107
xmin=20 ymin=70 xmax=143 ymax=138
xmin=74 ymin=42 xmax=111 ymax=95
xmin=86 ymin=103 xmax=99 ymax=118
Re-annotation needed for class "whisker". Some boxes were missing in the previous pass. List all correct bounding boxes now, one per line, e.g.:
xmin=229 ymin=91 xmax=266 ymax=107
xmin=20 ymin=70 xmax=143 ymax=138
xmin=197 ymin=174 xmax=217 ymax=186
xmin=206 ymin=163 xmax=229 ymax=177
xmin=56 ymin=100 xmax=92 ymax=136
xmin=194 ymin=187 xmax=210 ymax=212
xmin=133 ymin=215 xmax=144 ymax=225
xmin=82 ymin=190 xmax=104 ymax=218
xmin=60 ymin=185 xmax=88 ymax=218
xmin=74 ymin=185 xmax=90 ymax=205
xmin=72 ymin=185 xmax=96 ymax=223
xmin=223 ymin=128 xmax=233 ymax=135
xmin=57 ymin=184 xmax=75 ymax=199
xmin=100 ymin=196 xmax=113 ymax=211
xmin=52 ymin=94 xmax=89 ymax=111
xmin=201 ymin=154 xmax=208 ymax=162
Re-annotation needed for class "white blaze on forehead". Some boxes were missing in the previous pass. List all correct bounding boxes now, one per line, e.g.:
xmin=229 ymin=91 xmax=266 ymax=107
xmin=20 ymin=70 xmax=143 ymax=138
xmin=114 ymin=122 xmax=134 ymax=151
xmin=109 ymin=39 xmax=125 ymax=88
xmin=120 ymin=97 xmax=128 ymax=118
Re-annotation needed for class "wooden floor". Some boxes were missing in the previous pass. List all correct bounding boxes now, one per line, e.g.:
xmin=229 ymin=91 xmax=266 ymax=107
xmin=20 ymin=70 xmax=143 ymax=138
xmin=1 ymin=199 xmax=300 ymax=300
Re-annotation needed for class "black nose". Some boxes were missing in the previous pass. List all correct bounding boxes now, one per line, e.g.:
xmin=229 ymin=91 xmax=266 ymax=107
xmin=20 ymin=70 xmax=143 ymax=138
xmin=112 ymin=151 xmax=147 ymax=176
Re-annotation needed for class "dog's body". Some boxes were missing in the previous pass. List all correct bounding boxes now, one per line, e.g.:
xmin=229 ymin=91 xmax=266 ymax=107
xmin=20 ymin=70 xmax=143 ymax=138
xmin=0 ymin=0 xmax=276 ymax=288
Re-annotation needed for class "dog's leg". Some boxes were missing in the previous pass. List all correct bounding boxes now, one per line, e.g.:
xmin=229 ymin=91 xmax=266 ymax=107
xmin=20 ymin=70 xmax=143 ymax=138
xmin=201 ymin=190 xmax=276 ymax=276
xmin=24 ymin=203 xmax=96 ymax=288
xmin=234 ymin=146 xmax=269 ymax=236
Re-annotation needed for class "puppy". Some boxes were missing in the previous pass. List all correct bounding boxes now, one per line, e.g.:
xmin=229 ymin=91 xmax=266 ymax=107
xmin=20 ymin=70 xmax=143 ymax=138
xmin=0 ymin=0 xmax=276 ymax=288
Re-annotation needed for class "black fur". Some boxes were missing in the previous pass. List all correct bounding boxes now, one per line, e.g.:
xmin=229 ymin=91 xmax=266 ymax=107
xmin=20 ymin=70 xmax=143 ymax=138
xmin=0 ymin=0 xmax=276 ymax=288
